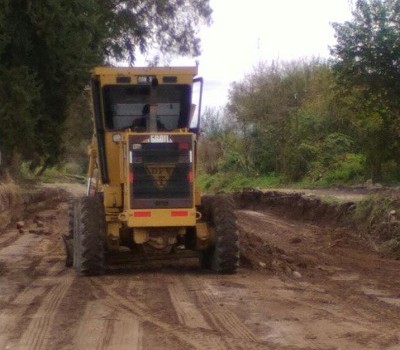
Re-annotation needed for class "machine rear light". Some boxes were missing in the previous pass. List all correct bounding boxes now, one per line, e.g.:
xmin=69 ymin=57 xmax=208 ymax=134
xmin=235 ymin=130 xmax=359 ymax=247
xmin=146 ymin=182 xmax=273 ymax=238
xmin=171 ymin=210 xmax=189 ymax=217
xmin=188 ymin=170 xmax=193 ymax=183
xmin=129 ymin=172 xmax=134 ymax=183
xmin=179 ymin=142 xmax=189 ymax=150
xmin=133 ymin=211 xmax=152 ymax=217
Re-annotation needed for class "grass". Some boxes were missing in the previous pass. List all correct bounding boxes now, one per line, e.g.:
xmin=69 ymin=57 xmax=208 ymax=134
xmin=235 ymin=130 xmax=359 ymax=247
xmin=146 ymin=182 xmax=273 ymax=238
xmin=17 ymin=163 xmax=86 ymax=184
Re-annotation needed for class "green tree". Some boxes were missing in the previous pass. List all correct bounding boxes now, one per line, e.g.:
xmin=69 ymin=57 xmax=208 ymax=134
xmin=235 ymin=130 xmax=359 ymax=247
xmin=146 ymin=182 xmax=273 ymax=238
xmin=101 ymin=0 xmax=212 ymax=63
xmin=331 ymin=0 xmax=400 ymax=181
xmin=227 ymin=60 xmax=324 ymax=180
xmin=198 ymin=107 xmax=246 ymax=175
xmin=62 ymin=90 xmax=94 ymax=175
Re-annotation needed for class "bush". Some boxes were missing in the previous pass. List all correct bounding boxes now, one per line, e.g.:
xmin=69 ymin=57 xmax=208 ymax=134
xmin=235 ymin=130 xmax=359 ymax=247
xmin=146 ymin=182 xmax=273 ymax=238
xmin=305 ymin=153 xmax=365 ymax=185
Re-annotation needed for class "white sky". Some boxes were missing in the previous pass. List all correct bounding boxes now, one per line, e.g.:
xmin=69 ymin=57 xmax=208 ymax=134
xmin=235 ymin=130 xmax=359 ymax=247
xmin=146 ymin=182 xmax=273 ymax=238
xmin=140 ymin=0 xmax=354 ymax=108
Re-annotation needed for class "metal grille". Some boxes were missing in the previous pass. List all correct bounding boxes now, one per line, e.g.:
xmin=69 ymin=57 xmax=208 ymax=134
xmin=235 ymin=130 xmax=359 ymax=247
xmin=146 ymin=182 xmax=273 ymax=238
xmin=129 ymin=135 xmax=193 ymax=209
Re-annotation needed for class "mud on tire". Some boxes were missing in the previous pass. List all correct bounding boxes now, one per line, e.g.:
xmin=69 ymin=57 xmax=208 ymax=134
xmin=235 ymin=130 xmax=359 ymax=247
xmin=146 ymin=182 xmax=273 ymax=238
xmin=73 ymin=196 xmax=106 ymax=275
xmin=200 ymin=194 xmax=240 ymax=273
xmin=63 ymin=201 xmax=75 ymax=267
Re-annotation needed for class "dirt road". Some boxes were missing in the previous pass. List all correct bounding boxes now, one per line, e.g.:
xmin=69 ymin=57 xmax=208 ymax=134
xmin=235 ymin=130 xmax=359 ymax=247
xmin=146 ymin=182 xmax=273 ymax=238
xmin=0 ymin=195 xmax=400 ymax=349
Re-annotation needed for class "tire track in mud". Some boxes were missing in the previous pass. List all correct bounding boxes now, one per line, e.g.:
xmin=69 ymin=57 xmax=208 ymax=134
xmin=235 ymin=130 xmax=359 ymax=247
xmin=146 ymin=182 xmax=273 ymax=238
xmin=89 ymin=277 xmax=219 ymax=350
xmin=238 ymin=209 xmax=400 ymax=325
xmin=237 ymin=208 xmax=400 ymax=349
xmin=0 ymin=286 xmax=47 ymax=349
xmin=104 ymin=275 xmax=225 ymax=349
xmin=0 ymin=210 xmax=72 ymax=350
xmin=165 ymin=275 xmax=229 ymax=350
xmin=186 ymin=275 xmax=258 ymax=343
xmin=0 ymin=229 xmax=20 ymax=248
xmin=167 ymin=277 xmax=212 ymax=330
xmin=74 ymin=297 xmax=143 ymax=350
xmin=88 ymin=277 xmax=281 ymax=350
xmin=16 ymin=275 xmax=73 ymax=350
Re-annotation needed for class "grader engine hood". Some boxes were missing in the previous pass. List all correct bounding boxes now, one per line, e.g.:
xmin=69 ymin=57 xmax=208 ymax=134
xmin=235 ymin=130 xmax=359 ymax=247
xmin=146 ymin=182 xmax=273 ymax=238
xmin=128 ymin=133 xmax=194 ymax=209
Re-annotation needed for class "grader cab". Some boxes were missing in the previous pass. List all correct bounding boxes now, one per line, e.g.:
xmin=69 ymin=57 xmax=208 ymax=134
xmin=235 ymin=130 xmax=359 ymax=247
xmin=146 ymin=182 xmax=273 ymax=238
xmin=64 ymin=66 xmax=239 ymax=275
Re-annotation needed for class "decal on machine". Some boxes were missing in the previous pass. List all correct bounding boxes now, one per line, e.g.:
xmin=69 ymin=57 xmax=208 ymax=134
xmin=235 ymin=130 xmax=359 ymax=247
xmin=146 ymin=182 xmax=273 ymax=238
xmin=146 ymin=165 xmax=175 ymax=190
xmin=149 ymin=135 xmax=173 ymax=143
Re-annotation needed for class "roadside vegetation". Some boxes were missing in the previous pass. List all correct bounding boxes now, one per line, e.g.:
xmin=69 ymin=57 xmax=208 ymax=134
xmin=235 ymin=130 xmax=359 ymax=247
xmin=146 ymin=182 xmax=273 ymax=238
xmin=198 ymin=0 xmax=400 ymax=191
xmin=2 ymin=0 xmax=400 ymax=192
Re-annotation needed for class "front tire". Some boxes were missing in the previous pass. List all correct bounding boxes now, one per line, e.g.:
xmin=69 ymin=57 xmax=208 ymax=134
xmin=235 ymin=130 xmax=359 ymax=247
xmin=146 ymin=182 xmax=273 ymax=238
xmin=73 ymin=196 xmax=106 ymax=275
xmin=200 ymin=194 xmax=240 ymax=273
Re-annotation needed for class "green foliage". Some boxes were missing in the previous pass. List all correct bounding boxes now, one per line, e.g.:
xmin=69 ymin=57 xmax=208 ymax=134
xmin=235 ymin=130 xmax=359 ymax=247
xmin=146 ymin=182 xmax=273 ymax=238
xmin=198 ymin=107 xmax=253 ymax=175
xmin=381 ymin=160 xmax=400 ymax=183
xmin=331 ymin=0 xmax=400 ymax=181
xmin=0 ymin=66 xmax=39 ymax=170
xmin=200 ymin=1 xmax=400 ymax=187
xmin=62 ymin=91 xmax=94 ymax=174
xmin=18 ymin=162 xmax=86 ymax=184
xmin=226 ymin=60 xmax=341 ymax=182
xmin=102 ymin=0 xmax=212 ymax=63
xmin=331 ymin=0 xmax=400 ymax=98
xmin=199 ymin=53 xmax=400 ymax=187
xmin=307 ymin=153 xmax=366 ymax=185
xmin=0 ymin=0 xmax=105 ymax=174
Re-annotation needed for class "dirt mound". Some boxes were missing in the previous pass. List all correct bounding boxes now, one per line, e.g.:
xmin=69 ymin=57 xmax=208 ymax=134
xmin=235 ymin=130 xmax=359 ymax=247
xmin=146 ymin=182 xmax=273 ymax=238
xmin=0 ymin=182 xmax=70 ymax=232
xmin=353 ymin=196 xmax=400 ymax=258
xmin=234 ymin=189 xmax=356 ymax=224
xmin=233 ymin=189 xmax=400 ymax=274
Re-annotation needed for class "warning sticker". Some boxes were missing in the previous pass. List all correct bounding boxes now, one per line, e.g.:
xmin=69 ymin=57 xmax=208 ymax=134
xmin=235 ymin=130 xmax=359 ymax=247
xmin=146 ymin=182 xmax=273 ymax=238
xmin=146 ymin=165 xmax=175 ymax=189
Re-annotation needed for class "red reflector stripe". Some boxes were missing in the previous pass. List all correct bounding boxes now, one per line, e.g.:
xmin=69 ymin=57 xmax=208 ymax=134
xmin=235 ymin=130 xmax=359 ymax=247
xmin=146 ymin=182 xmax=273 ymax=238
xmin=171 ymin=210 xmax=189 ymax=217
xmin=129 ymin=172 xmax=134 ymax=183
xmin=188 ymin=170 xmax=193 ymax=183
xmin=133 ymin=211 xmax=151 ymax=218
xmin=179 ymin=142 xmax=189 ymax=150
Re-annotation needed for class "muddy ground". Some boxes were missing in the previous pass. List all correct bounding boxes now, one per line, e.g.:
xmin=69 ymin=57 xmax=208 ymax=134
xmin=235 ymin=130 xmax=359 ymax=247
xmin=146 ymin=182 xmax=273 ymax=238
xmin=0 ymin=185 xmax=400 ymax=349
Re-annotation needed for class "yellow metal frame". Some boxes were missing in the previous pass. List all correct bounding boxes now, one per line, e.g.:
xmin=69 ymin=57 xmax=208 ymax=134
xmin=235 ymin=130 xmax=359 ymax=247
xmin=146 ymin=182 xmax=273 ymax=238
xmin=88 ymin=66 xmax=206 ymax=250
xmin=92 ymin=66 xmax=198 ymax=87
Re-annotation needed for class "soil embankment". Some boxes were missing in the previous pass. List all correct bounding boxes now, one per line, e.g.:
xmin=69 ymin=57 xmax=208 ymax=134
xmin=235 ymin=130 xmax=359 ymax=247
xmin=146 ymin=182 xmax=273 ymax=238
xmin=0 ymin=182 xmax=67 ymax=231
xmin=235 ymin=188 xmax=400 ymax=260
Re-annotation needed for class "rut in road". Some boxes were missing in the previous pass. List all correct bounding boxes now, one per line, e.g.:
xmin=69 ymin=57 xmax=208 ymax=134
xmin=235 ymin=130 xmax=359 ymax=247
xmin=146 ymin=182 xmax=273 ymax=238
xmin=87 ymin=276 xmax=277 ymax=350
xmin=18 ymin=276 xmax=74 ymax=350
xmin=73 ymin=297 xmax=143 ymax=350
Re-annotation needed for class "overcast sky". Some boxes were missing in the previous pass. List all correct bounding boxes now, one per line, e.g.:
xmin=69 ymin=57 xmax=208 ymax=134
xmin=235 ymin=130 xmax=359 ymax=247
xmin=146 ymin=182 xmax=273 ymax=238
xmin=140 ymin=0 xmax=354 ymax=108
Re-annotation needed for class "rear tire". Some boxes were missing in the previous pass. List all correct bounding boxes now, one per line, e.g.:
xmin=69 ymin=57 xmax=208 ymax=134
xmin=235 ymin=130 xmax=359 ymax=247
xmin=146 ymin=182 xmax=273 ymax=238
xmin=73 ymin=196 xmax=106 ymax=275
xmin=200 ymin=194 xmax=239 ymax=273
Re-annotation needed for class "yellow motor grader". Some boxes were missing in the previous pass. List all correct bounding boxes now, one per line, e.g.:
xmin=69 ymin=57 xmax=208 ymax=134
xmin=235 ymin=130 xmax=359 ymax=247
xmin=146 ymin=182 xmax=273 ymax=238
xmin=64 ymin=66 xmax=239 ymax=275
